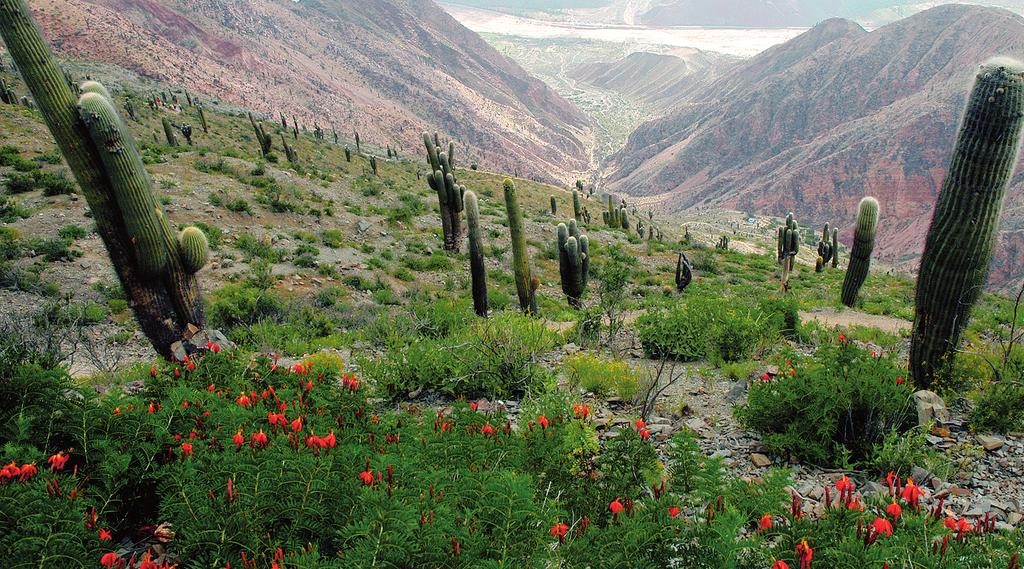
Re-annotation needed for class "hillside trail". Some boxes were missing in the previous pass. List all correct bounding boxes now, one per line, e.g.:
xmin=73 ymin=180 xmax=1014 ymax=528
xmin=799 ymin=308 xmax=911 ymax=335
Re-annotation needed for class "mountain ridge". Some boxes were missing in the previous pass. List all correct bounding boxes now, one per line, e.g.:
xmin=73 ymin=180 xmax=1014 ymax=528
xmin=24 ymin=0 xmax=592 ymax=183
xmin=603 ymin=4 xmax=1024 ymax=287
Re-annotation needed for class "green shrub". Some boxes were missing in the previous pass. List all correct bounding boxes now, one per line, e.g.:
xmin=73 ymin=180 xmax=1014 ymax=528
xmin=57 ymin=224 xmax=87 ymax=240
xmin=3 ymin=172 xmax=35 ymax=194
xmin=226 ymin=197 xmax=253 ymax=214
xmin=30 ymin=237 xmax=80 ymax=262
xmin=206 ymin=283 xmax=286 ymax=329
xmin=37 ymin=170 xmax=75 ymax=196
xmin=637 ymin=294 xmax=770 ymax=363
xmin=968 ymin=380 xmax=1024 ymax=433
xmin=562 ymin=354 xmax=640 ymax=401
xmin=735 ymin=339 xmax=915 ymax=466
xmin=322 ymin=229 xmax=344 ymax=248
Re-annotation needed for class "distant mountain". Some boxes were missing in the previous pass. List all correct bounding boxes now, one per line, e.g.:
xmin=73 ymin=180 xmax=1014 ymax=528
xmin=570 ymin=50 xmax=723 ymax=111
xmin=637 ymin=0 xmax=902 ymax=27
xmin=603 ymin=4 xmax=1024 ymax=286
xmin=27 ymin=0 xmax=592 ymax=182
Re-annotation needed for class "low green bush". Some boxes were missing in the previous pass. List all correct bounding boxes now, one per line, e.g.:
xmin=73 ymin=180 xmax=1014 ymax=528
xmin=562 ymin=354 xmax=640 ymax=401
xmin=735 ymin=338 xmax=915 ymax=466
xmin=206 ymin=283 xmax=286 ymax=330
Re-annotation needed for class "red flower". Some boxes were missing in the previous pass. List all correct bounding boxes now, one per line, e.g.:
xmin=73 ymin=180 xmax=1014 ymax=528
xmin=634 ymin=419 xmax=646 ymax=429
xmin=186 ymin=359 xmax=196 ymax=372
xmin=290 ymin=417 xmax=303 ymax=432
xmin=99 ymin=529 xmax=112 ymax=541
xmin=251 ymin=430 xmax=269 ymax=448
xmin=761 ymin=373 xmax=771 ymax=382
xmin=886 ymin=501 xmax=902 ymax=519
xmin=1 ymin=462 xmax=21 ymax=482
xmin=772 ymin=561 xmax=790 ymax=569
xmin=837 ymin=334 xmax=846 ymax=342
xmin=100 ymin=552 xmax=118 ymax=568
xmin=549 ymin=522 xmax=569 ymax=542
xmin=573 ymin=404 xmax=590 ymax=419
xmin=537 ymin=415 xmax=550 ymax=430
xmin=789 ymin=368 xmax=797 ymax=376
xmin=233 ymin=432 xmax=245 ymax=449
xmin=207 ymin=384 xmax=216 ymax=392
xmin=836 ymin=475 xmax=854 ymax=493
xmin=872 ymin=517 xmax=893 ymax=537
xmin=609 ymin=498 xmax=624 ymax=518
xmin=147 ymin=402 xmax=157 ymax=414
xmin=481 ymin=423 xmax=495 ymax=437
xmin=207 ymin=341 xmax=221 ymax=353
xmin=795 ymin=539 xmax=813 ymax=569
xmin=150 ymin=366 xmax=157 ymax=378
xmin=895 ymin=376 xmax=905 ymax=385
xmin=181 ymin=442 xmax=193 ymax=459
xmin=358 ymin=470 xmax=374 ymax=486
xmin=759 ymin=513 xmax=773 ymax=530
xmin=901 ymin=478 xmax=923 ymax=508
xmin=469 ymin=401 xmax=478 ymax=411
xmin=639 ymin=428 xmax=651 ymax=441
xmin=19 ymin=463 xmax=38 ymax=481
xmin=292 ymin=363 xmax=307 ymax=375
xmin=174 ymin=368 xmax=181 ymax=378
xmin=47 ymin=452 xmax=69 ymax=471
xmin=236 ymin=393 xmax=251 ymax=407
xmin=322 ymin=432 xmax=337 ymax=448
xmin=668 ymin=506 xmax=680 ymax=518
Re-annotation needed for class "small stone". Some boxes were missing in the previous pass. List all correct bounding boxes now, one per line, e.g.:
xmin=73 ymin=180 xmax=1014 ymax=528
xmin=356 ymin=220 xmax=371 ymax=233
xmin=976 ymin=435 xmax=1005 ymax=451
xmin=750 ymin=453 xmax=772 ymax=468
xmin=914 ymin=390 xmax=950 ymax=426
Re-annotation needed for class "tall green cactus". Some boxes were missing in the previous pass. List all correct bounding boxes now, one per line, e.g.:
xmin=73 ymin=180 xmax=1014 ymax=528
xmin=831 ymin=227 xmax=839 ymax=268
xmin=779 ymin=213 xmax=799 ymax=290
xmin=911 ymin=58 xmax=1024 ymax=387
xmin=550 ymin=196 xmax=557 ymax=216
xmin=840 ymin=197 xmax=879 ymax=307
xmin=606 ymin=195 xmax=616 ymax=227
xmin=424 ymin=132 xmax=465 ymax=252
xmin=504 ymin=179 xmax=536 ymax=315
xmin=619 ymin=206 xmax=629 ymax=230
xmin=816 ymin=222 xmax=834 ymax=266
xmin=572 ymin=190 xmax=582 ymax=223
xmin=557 ymin=222 xmax=588 ymax=308
xmin=464 ymin=190 xmax=488 ymax=318
xmin=0 ymin=0 xmax=206 ymax=360
xmin=344 ymin=146 xmax=351 ymax=162
xmin=197 ymin=105 xmax=208 ymax=133
xmin=161 ymin=116 xmax=178 ymax=147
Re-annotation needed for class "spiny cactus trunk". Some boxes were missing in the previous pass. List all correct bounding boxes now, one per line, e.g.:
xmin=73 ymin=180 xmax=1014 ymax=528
xmin=840 ymin=197 xmax=879 ymax=307
xmin=911 ymin=59 xmax=1024 ymax=388
xmin=0 ymin=0 xmax=205 ymax=360
xmin=465 ymin=191 xmax=488 ymax=318
xmin=572 ymin=190 xmax=582 ymax=223
xmin=557 ymin=222 xmax=588 ymax=309
xmin=504 ymin=179 xmax=536 ymax=315
xmin=550 ymin=196 xmax=557 ymax=216
xmin=424 ymin=132 xmax=464 ymax=252
xmin=831 ymin=228 xmax=839 ymax=268
xmin=675 ymin=251 xmax=692 ymax=291
xmin=198 ymin=105 xmax=208 ymax=133
xmin=161 ymin=117 xmax=178 ymax=147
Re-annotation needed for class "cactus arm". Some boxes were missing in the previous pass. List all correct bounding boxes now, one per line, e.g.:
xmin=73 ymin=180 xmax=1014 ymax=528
xmin=178 ymin=226 xmax=209 ymax=274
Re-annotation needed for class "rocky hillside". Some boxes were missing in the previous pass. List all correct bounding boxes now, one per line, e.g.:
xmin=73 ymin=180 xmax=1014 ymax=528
xmin=22 ymin=0 xmax=592 ymax=183
xmin=603 ymin=4 xmax=1024 ymax=288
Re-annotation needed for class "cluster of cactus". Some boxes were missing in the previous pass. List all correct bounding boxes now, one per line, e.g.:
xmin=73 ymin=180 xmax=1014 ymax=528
xmin=0 ymin=76 xmax=15 ymax=104
xmin=248 ymin=112 xmax=273 ymax=157
xmin=355 ymin=131 xmax=361 ymax=154
xmin=386 ymin=145 xmax=398 ymax=159
xmin=911 ymin=58 xmax=1024 ymax=387
xmin=716 ymin=235 xmax=729 ymax=250
xmin=675 ymin=251 xmax=692 ymax=291
xmin=313 ymin=123 xmax=324 ymax=141
xmin=281 ymin=133 xmax=298 ymax=163
xmin=369 ymin=154 xmax=378 ymax=176
xmin=179 ymin=123 xmax=193 ymax=146
xmin=0 ymin=0 xmax=210 ymax=358
xmin=778 ymin=213 xmax=799 ymax=290
xmin=464 ymin=190 xmax=488 ymax=317
xmin=557 ymin=220 xmax=589 ymax=309
xmin=424 ymin=132 xmax=465 ymax=252
xmin=504 ymin=179 xmax=538 ymax=314
xmin=344 ymin=146 xmax=352 ymax=162
xmin=840 ymin=197 xmax=879 ymax=307
xmin=815 ymin=223 xmax=838 ymax=272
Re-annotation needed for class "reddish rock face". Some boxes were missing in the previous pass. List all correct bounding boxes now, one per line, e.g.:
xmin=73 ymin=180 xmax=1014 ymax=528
xmin=605 ymin=5 xmax=1024 ymax=289
xmin=30 ymin=0 xmax=591 ymax=183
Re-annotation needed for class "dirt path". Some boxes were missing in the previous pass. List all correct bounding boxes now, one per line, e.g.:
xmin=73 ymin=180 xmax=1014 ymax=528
xmin=799 ymin=308 xmax=911 ymax=335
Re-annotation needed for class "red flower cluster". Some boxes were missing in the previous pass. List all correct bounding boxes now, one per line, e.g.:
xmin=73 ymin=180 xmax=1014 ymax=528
xmin=573 ymin=404 xmax=590 ymax=419
xmin=0 ymin=461 xmax=37 ymax=483
xmin=549 ymin=522 xmax=569 ymax=542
